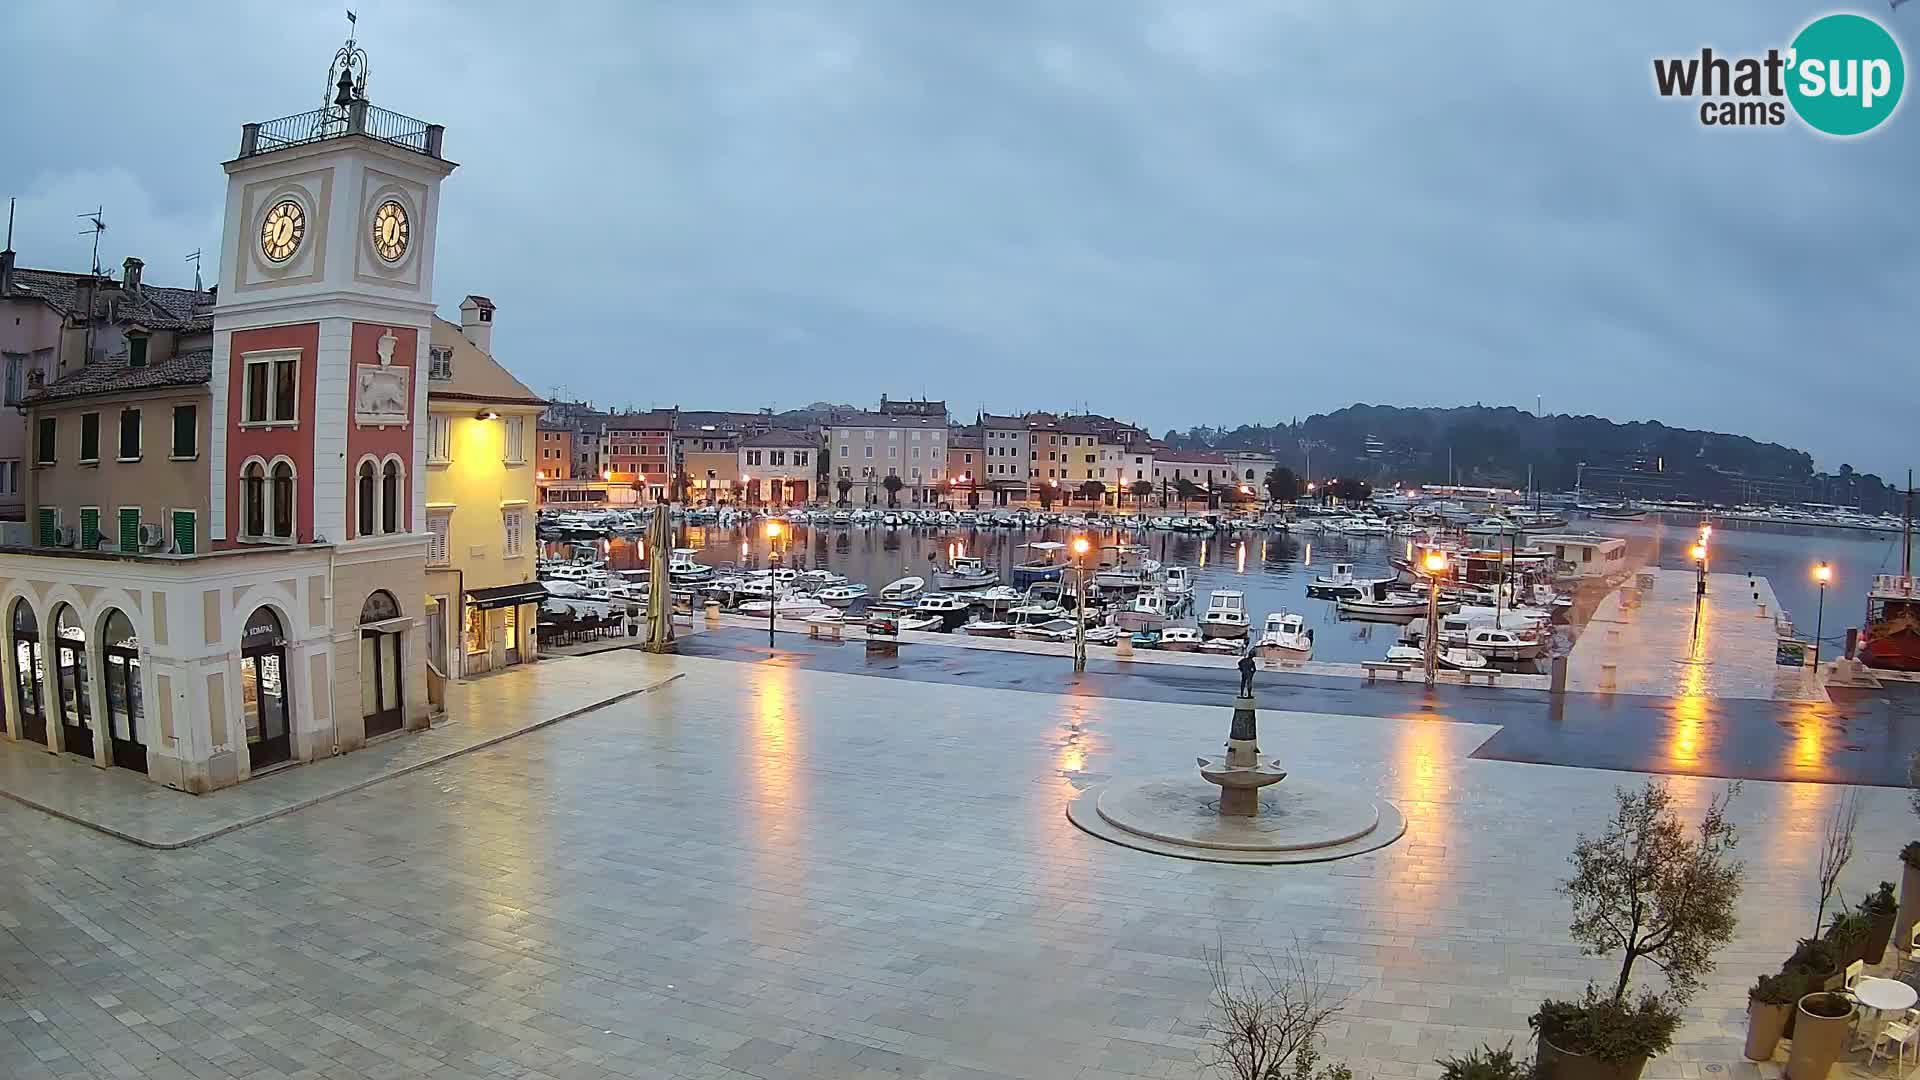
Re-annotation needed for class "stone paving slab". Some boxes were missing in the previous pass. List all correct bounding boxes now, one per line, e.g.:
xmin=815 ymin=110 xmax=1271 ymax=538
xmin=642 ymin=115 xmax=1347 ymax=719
xmin=0 ymin=655 xmax=683 ymax=848
xmin=1568 ymin=568 xmax=1808 ymax=701
xmin=0 ymin=649 xmax=1911 ymax=1080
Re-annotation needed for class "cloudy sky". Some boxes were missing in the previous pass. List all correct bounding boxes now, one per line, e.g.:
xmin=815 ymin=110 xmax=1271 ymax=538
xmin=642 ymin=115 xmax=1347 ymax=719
xmin=4 ymin=1 xmax=1916 ymax=475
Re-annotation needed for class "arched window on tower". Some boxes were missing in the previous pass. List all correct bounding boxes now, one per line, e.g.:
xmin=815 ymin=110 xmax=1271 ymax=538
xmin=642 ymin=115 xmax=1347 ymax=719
xmin=242 ymin=461 xmax=266 ymax=538
xmin=381 ymin=460 xmax=400 ymax=534
xmin=270 ymin=461 xmax=294 ymax=539
xmin=357 ymin=460 xmax=376 ymax=537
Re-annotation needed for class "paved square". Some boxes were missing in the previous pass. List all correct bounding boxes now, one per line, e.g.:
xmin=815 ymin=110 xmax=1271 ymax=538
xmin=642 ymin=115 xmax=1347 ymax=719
xmin=0 ymin=651 xmax=1907 ymax=1079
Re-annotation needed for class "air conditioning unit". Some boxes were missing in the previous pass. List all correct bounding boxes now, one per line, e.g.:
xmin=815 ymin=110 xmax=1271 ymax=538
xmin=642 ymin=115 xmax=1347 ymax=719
xmin=138 ymin=523 xmax=166 ymax=552
xmin=52 ymin=526 xmax=76 ymax=548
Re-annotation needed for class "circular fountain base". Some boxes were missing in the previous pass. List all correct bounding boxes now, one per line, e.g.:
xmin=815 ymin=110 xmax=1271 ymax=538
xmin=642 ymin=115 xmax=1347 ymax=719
xmin=1067 ymin=776 xmax=1405 ymax=865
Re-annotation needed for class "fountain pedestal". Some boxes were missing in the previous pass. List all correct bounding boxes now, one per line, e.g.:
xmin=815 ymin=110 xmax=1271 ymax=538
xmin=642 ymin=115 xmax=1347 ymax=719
xmin=1196 ymin=695 xmax=1288 ymax=816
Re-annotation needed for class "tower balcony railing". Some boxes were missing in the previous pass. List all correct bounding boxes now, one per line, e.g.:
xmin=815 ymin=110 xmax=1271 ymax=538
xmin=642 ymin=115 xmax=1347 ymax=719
xmin=240 ymin=101 xmax=445 ymax=160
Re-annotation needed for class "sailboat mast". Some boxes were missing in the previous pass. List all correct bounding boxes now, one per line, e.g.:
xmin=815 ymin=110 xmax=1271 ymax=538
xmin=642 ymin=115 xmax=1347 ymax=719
xmin=1905 ymin=468 xmax=1913 ymax=581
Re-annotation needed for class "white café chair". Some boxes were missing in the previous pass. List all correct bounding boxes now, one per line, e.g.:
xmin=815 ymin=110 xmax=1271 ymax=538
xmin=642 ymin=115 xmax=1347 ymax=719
xmin=1870 ymin=1008 xmax=1920 ymax=1072
xmin=1904 ymin=925 xmax=1920 ymax=977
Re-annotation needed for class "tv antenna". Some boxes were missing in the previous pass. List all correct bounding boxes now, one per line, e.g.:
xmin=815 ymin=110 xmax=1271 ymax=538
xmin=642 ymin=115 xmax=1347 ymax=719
xmin=77 ymin=207 xmax=107 ymax=276
xmin=185 ymin=249 xmax=203 ymax=294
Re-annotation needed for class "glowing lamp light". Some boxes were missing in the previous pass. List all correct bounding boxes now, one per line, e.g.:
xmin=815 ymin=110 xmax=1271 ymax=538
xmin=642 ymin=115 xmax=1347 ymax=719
xmin=601 ymin=469 xmax=611 ymax=481
xmin=1700 ymin=524 xmax=1713 ymax=541
xmin=765 ymin=520 xmax=783 ymax=540
xmin=1422 ymin=550 xmax=1450 ymax=575
xmin=1690 ymin=543 xmax=1707 ymax=562
xmin=1814 ymin=561 xmax=1832 ymax=584
xmin=1306 ymin=482 xmax=1316 ymax=491
xmin=1071 ymin=536 xmax=1091 ymax=557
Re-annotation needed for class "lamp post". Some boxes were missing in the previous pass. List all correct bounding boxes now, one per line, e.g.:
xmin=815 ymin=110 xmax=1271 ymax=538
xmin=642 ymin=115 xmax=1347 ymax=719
xmin=765 ymin=519 xmax=783 ymax=647
xmin=1690 ymin=541 xmax=1708 ymax=644
xmin=1812 ymin=561 xmax=1831 ymax=669
xmin=1071 ymin=535 xmax=1091 ymax=673
xmin=1422 ymin=549 xmax=1449 ymax=686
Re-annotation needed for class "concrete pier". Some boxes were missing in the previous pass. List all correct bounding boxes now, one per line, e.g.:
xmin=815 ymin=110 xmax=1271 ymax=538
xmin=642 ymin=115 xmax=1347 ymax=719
xmin=1565 ymin=566 xmax=1818 ymax=702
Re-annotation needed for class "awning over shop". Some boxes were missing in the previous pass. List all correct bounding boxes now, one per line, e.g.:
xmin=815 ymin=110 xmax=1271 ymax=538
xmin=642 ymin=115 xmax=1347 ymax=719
xmin=466 ymin=582 xmax=548 ymax=610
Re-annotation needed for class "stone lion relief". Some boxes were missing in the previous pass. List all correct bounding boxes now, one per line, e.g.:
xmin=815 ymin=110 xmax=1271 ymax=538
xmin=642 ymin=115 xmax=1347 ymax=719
xmin=355 ymin=328 xmax=409 ymax=425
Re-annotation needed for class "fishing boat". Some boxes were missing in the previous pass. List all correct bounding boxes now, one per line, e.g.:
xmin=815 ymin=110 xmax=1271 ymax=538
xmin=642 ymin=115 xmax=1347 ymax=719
xmin=1336 ymin=582 xmax=1439 ymax=621
xmin=1119 ymin=588 xmax=1173 ymax=632
xmin=1199 ymin=639 xmax=1244 ymax=655
xmin=936 ymin=555 xmax=999 ymax=589
xmin=1092 ymin=544 xmax=1159 ymax=590
xmin=1007 ymin=582 xmax=1066 ymax=620
xmin=1862 ymin=576 xmax=1920 ymax=670
xmin=817 ymin=583 xmax=869 ymax=607
xmin=1012 ymin=617 xmax=1078 ymax=642
xmin=962 ymin=585 xmax=1022 ymax=611
xmin=1306 ymin=562 xmax=1376 ymax=600
xmin=1464 ymin=517 xmax=1522 ymax=537
xmin=880 ymin=575 xmax=926 ymax=602
xmin=1256 ymin=612 xmax=1314 ymax=661
xmin=1201 ymin=590 xmax=1249 ymax=639
xmin=1010 ymin=541 xmax=1068 ymax=588
xmin=1438 ymin=647 xmax=1490 ymax=671
xmin=1862 ymin=482 xmax=1920 ymax=670
xmin=1444 ymin=626 xmax=1548 ymax=661
xmin=1158 ymin=625 xmax=1203 ymax=652
xmin=668 ymin=548 xmax=715 ymax=583
xmin=1161 ymin=565 xmax=1195 ymax=600
xmin=914 ymin=593 xmax=973 ymax=631
xmin=895 ymin=612 xmax=943 ymax=632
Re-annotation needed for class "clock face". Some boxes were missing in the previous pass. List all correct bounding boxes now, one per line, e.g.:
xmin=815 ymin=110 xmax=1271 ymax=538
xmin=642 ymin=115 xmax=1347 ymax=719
xmin=371 ymin=200 xmax=410 ymax=263
xmin=259 ymin=199 xmax=306 ymax=264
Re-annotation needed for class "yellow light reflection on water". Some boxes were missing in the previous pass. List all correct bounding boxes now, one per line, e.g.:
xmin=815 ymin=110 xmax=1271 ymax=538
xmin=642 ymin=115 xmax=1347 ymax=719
xmin=1304 ymin=543 xmax=1312 ymax=567
xmin=1236 ymin=542 xmax=1247 ymax=575
xmin=1199 ymin=540 xmax=1209 ymax=568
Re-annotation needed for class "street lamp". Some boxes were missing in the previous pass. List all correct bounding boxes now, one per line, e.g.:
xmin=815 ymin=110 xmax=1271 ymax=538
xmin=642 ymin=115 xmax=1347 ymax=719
xmin=1690 ymin=541 xmax=1708 ymax=643
xmin=1071 ymin=535 xmax=1091 ymax=672
xmin=765 ymin=519 xmax=784 ymax=647
xmin=1422 ymin=550 xmax=1450 ymax=686
xmin=1812 ymin=561 xmax=1832 ymax=669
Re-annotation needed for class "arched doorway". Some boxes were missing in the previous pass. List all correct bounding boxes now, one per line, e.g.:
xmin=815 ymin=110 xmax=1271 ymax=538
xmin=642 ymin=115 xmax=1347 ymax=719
xmin=51 ymin=604 xmax=93 ymax=760
xmin=360 ymin=590 xmax=404 ymax=739
xmin=10 ymin=600 xmax=46 ymax=746
xmin=100 ymin=610 xmax=146 ymax=773
xmin=240 ymin=607 xmax=292 ymax=769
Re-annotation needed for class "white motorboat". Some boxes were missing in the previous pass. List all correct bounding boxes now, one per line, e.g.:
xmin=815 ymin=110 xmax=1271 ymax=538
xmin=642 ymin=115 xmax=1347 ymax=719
xmin=914 ymin=592 xmax=972 ymax=631
xmin=880 ymin=575 xmax=926 ymax=602
xmin=1385 ymin=644 xmax=1426 ymax=665
xmin=1336 ymin=584 xmax=1436 ymax=620
xmin=1256 ymin=612 xmax=1314 ymax=661
xmin=1012 ymin=617 xmax=1078 ymax=642
xmin=1161 ymin=565 xmax=1195 ymax=600
xmin=1118 ymin=588 xmax=1172 ymax=632
xmin=1306 ymin=562 xmax=1364 ymax=599
xmin=738 ymin=596 xmax=832 ymax=620
xmin=1439 ymin=647 xmax=1490 ymax=671
xmin=895 ymin=612 xmax=943 ymax=632
xmin=795 ymin=569 xmax=848 ymax=590
xmin=936 ymin=555 xmax=999 ymax=589
xmin=964 ymin=617 xmax=1018 ymax=638
xmin=1092 ymin=545 xmax=1158 ymax=590
xmin=817 ymin=583 xmax=869 ymax=607
xmin=1199 ymin=639 xmax=1244 ymax=655
xmin=805 ymin=609 xmax=845 ymax=626
xmin=1158 ymin=625 xmax=1203 ymax=652
xmin=1007 ymin=582 xmax=1066 ymax=620
xmin=1201 ymin=590 xmax=1250 ymax=639
xmin=1335 ymin=517 xmax=1391 ymax=536
xmin=1446 ymin=626 xmax=1548 ymax=661
xmin=1464 ymin=517 xmax=1522 ymax=537
xmin=962 ymin=585 xmax=1022 ymax=612
xmin=1083 ymin=625 xmax=1125 ymax=645
xmin=668 ymin=548 xmax=715 ymax=583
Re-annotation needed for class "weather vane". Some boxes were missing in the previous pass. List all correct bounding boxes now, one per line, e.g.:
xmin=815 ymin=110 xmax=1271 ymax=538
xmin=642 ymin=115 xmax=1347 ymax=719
xmin=324 ymin=9 xmax=370 ymax=112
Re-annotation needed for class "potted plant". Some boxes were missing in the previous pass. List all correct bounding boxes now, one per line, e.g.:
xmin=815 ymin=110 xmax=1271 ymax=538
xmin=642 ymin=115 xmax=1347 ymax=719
xmin=1533 ymin=781 xmax=1744 ymax=1080
xmin=1897 ymin=840 xmax=1920 ymax=955
xmin=1438 ymin=1042 xmax=1532 ymax=1080
xmin=1825 ymin=909 xmax=1872 ymax=966
xmin=1863 ymin=881 xmax=1900 ymax=965
xmin=1744 ymin=974 xmax=1798 ymax=1061
xmin=1779 ymin=937 xmax=1843 ymax=1039
xmin=1787 ymin=991 xmax=1857 ymax=1080
xmin=1532 ymin=988 xmax=1680 ymax=1080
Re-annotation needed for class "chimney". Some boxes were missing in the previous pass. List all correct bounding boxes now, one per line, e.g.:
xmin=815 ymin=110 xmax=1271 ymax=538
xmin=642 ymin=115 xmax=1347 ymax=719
xmin=0 ymin=248 xmax=12 ymax=298
xmin=122 ymin=256 xmax=143 ymax=295
xmin=459 ymin=294 xmax=495 ymax=353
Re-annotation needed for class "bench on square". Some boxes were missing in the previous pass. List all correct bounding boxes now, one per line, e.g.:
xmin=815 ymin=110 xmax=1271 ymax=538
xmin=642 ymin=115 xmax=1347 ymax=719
xmin=1361 ymin=660 xmax=1415 ymax=682
xmin=1457 ymin=668 xmax=1501 ymax=686
xmin=807 ymin=619 xmax=844 ymax=641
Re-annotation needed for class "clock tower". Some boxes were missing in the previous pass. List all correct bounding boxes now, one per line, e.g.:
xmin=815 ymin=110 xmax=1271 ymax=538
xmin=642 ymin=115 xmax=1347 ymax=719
xmin=210 ymin=30 xmax=455 ymax=746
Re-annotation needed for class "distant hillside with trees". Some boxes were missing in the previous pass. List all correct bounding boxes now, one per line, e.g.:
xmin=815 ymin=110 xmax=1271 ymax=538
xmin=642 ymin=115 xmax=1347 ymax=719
xmin=1164 ymin=404 xmax=1905 ymax=513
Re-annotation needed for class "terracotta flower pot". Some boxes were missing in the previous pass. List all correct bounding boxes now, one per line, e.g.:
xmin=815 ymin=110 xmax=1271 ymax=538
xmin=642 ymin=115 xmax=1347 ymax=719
xmin=1745 ymin=1000 xmax=1792 ymax=1061
xmin=1538 ymin=1035 xmax=1650 ymax=1080
xmin=1786 ymin=993 xmax=1857 ymax=1080
xmin=1896 ymin=861 xmax=1920 ymax=960
xmin=1867 ymin=908 xmax=1898 ymax=966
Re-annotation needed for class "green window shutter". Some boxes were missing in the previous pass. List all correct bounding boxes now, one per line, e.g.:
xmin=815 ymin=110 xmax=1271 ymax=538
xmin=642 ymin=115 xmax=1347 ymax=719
xmin=79 ymin=508 xmax=99 ymax=550
xmin=118 ymin=508 xmax=140 ymax=552
xmin=36 ymin=508 xmax=57 ymax=546
xmin=171 ymin=510 xmax=195 ymax=555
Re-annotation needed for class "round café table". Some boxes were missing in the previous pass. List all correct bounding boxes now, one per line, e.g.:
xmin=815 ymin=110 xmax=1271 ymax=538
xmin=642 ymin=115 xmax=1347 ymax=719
xmin=1852 ymin=976 xmax=1919 ymax=1057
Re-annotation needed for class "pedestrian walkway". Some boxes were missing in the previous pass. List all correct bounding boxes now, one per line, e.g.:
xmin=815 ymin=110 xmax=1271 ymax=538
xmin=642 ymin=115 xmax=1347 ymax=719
xmin=1566 ymin=567 xmax=1813 ymax=701
xmin=0 ymin=653 xmax=682 ymax=847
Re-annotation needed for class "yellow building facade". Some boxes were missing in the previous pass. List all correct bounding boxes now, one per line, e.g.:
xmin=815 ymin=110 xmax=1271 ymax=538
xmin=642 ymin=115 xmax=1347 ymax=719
xmin=423 ymin=302 xmax=546 ymax=679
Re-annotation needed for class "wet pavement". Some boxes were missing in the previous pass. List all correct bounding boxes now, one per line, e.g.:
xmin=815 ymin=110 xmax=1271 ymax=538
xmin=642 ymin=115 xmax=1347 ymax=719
xmin=672 ymin=627 xmax=1920 ymax=787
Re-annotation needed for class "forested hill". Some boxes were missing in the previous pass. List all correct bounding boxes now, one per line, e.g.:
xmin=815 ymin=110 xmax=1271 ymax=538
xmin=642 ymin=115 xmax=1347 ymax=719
xmin=1163 ymin=404 xmax=1899 ymax=510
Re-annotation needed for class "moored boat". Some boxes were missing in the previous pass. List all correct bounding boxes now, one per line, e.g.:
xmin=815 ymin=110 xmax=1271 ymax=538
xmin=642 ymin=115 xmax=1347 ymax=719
xmin=1201 ymin=590 xmax=1250 ymax=639
xmin=1256 ymin=612 xmax=1313 ymax=661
